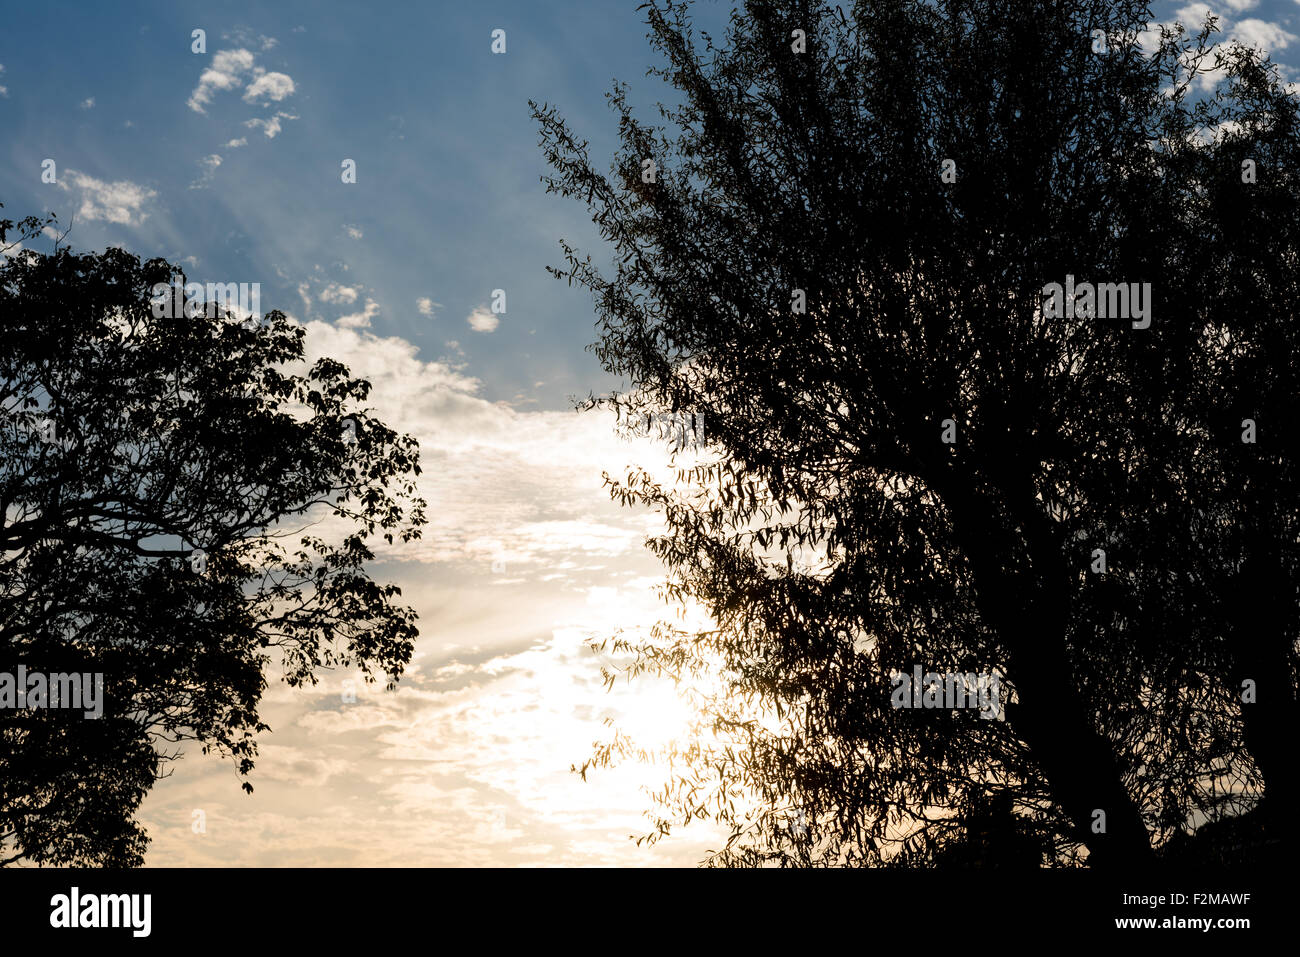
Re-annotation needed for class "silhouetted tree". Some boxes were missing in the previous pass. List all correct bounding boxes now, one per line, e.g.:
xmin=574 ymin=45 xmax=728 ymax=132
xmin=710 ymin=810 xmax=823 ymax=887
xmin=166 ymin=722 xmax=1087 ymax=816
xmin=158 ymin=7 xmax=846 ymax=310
xmin=535 ymin=0 xmax=1297 ymax=866
xmin=0 ymin=208 xmax=426 ymax=866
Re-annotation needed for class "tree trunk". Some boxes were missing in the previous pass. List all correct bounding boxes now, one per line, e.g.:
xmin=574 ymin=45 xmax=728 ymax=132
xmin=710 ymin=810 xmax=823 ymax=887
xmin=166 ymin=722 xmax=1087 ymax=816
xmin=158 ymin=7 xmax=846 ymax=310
xmin=1230 ymin=549 xmax=1299 ymax=858
xmin=945 ymin=483 xmax=1155 ymax=867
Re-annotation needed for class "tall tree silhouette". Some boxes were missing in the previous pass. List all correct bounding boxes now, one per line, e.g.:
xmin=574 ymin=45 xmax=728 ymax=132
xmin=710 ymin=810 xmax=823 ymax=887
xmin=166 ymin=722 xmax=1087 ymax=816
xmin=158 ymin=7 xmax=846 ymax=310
xmin=534 ymin=0 xmax=1296 ymax=866
xmin=0 ymin=210 xmax=426 ymax=866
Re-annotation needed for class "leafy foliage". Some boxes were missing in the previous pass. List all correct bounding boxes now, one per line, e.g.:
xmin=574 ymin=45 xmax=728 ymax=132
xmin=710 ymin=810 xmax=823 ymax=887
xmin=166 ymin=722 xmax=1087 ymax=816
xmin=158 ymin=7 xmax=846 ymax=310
xmin=535 ymin=0 xmax=1298 ymax=866
xmin=0 ymin=210 xmax=426 ymax=866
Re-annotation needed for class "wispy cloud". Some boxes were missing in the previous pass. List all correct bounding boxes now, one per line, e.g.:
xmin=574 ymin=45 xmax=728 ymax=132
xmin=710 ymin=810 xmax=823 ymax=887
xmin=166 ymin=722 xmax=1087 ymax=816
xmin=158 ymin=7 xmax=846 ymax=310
xmin=244 ymin=110 xmax=297 ymax=138
xmin=189 ymin=153 xmax=223 ymax=190
xmin=319 ymin=282 xmax=360 ymax=305
xmin=336 ymin=298 xmax=381 ymax=329
xmin=56 ymin=170 xmax=157 ymax=225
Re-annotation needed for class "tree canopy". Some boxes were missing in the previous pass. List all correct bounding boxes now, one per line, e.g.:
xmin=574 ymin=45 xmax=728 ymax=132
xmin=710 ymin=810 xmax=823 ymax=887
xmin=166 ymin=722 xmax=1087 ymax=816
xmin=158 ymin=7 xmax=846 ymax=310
xmin=0 ymin=207 xmax=426 ymax=866
xmin=535 ymin=0 xmax=1298 ymax=866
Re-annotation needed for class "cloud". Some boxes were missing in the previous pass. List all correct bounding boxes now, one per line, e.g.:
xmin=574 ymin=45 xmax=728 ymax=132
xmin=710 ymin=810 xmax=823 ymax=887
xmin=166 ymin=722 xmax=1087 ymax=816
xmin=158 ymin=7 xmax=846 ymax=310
xmin=244 ymin=111 xmax=297 ymax=138
xmin=467 ymin=306 xmax=499 ymax=334
xmin=130 ymin=313 xmax=729 ymax=866
xmin=222 ymin=28 xmax=279 ymax=52
xmin=56 ymin=170 xmax=157 ymax=225
xmin=189 ymin=154 xmax=223 ymax=190
xmin=188 ymin=47 xmax=296 ymax=119
xmin=252 ymin=745 xmax=350 ymax=787
xmin=288 ymin=317 xmax=702 ymax=573
xmin=319 ymin=282 xmax=359 ymax=305
xmin=1173 ymin=3 xmax=1216 ymax=25
xmin=0 ymin=63 xmax=7 ymax=97
xmin=1232 ymin=18 xmax=1298 ymax=51
xmin=242 ymin=71 xmax=295 ymax=105
xmin=224 ymin=137 xmax=248 ymax=148
xmin=79 ymin=97 xmax=95 ymax=110
xmin=344 ymin=224 xmax=363 ymax=240
xmin=139 ymin=617 xmax=724 ymax=865
xmin=336 ymin=298 xmax=381 ymax=329
xmin=187 ymin=48 xmax=256 ymax=113
xmin=417 ymin=297 xmax=439 ymax=317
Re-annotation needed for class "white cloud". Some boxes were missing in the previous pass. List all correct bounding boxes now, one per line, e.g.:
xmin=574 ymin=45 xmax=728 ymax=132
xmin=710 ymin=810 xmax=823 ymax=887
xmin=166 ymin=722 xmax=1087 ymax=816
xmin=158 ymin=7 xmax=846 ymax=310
xmin=344 ymin=224 xmax=363 ymax=240
xmin=224 ymin=137 xmax=248 ymax=148
xmin=243 ymin=71 xmax=295 ymax=105
xmin=56 ymin=170 xmax=157 ymax=225
xmin=188 ymin=47 xmax=295 ymax=120
xmin=0 ymin=62 xmax=8 ymax=97
xmin=417 ymin=297 xmax=439 ymax=317
xmin=244 ymin=111 xmax=297 ymax=138
xmin=189 ymin=153 xmax=223 ymax=190
xmin=1232 ymin=18 xmax=1298 ymax=51
xmin=1224 ymin=0 xmax=1258 ymax=10
xmin=319 ymin=282 xmax=359 ymax=305
xmin=336 ymin=298 xmax=381 ymax=329
xmin=1173 ymin=3 xmax=1215 ymax=24
xmin=467 ymin=306 xmax=499 ymax=334
xmin=286 ymin=318 xmax=703 ymax=573
xmin=79 ymin=97 xmax=95 ymax=110
xmin=128 ymin=313 xmax=733 ymax=866
xmin=187 ymin=48 xmax=256 ymax=113
xmin=222 ymin=28 xmax=279 ymax=52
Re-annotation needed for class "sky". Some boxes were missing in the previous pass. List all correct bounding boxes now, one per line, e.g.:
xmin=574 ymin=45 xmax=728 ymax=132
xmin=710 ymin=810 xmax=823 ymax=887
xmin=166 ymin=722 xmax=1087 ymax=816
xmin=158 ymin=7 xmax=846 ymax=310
xmin=2 ymin=0 xmax=1298 ymax=866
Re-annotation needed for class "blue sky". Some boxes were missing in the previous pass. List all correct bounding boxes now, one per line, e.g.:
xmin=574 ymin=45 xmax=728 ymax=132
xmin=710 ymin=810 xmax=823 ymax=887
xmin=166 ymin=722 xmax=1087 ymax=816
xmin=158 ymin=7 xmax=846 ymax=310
xmin=2 ymin=0 xmax=1298 ymax=866
xmin=0 ymin=0 xmax=728 ymax=407
xmin=2 ymin=1 xmax=1295 ymax=407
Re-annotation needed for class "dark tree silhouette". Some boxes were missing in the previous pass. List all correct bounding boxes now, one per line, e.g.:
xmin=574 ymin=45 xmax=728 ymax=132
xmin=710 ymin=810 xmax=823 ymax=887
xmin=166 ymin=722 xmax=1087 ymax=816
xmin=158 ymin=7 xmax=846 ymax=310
xmin=0 ymin=208 xmax=426 ymax=866
xmin=534 ymin=0 xmax=1297 ymax=866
